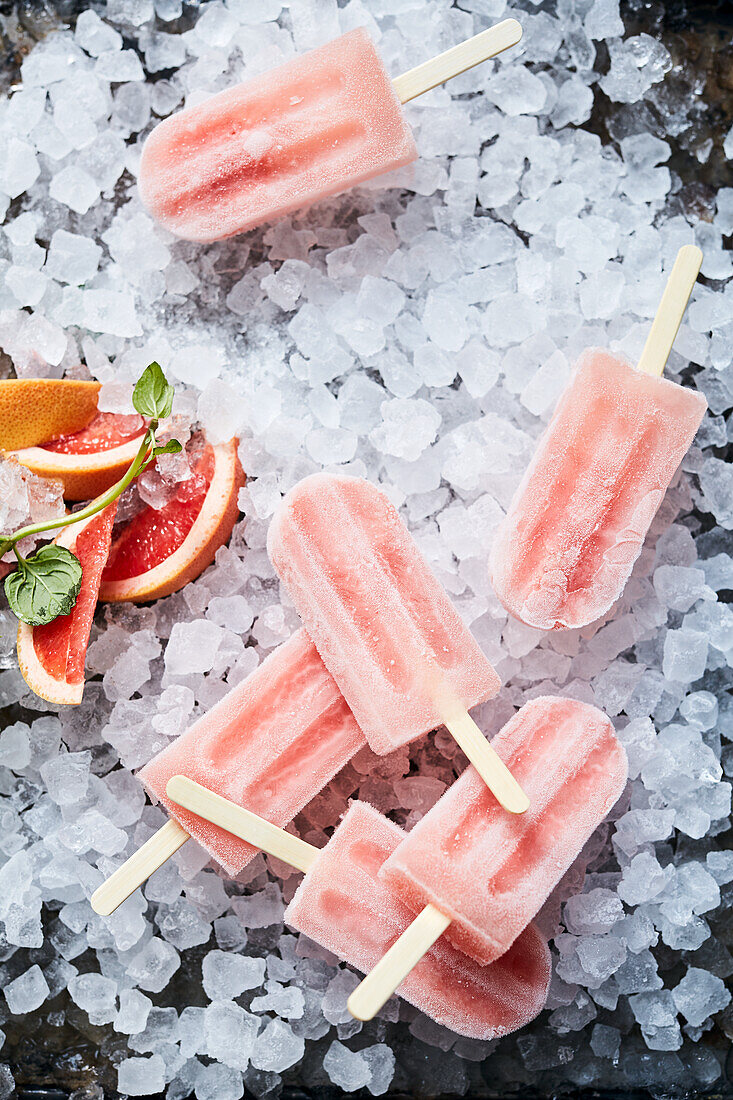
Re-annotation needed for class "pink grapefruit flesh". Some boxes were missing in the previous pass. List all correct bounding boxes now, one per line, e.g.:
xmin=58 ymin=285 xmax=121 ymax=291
xmin=17 ymin=502 xmax=118 ymax=705
xmin=12 ymin=412 xmax=148 ymax=500
xmin=99 ymin=436 xmax=243 ymax=603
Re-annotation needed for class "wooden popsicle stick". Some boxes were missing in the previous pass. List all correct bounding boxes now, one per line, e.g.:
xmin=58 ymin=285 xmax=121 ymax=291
xmin=637 ymin=245 xmax=703 ymax=377
xmin=443 ymin=708 xmax=529 ymax=814
xmin=90 ymin=818 xmax=190 ymax=917
xmin=392 ymin=18 xmax=523 ymax=104
xmin=347 ymin=903 xmax=450 ymax=1021
xmin=165 ymin=776 xmax=317 ymax=874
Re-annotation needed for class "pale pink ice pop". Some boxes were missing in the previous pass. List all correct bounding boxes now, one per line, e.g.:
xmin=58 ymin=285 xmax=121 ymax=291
xmin=490 ymin=354 xmax=706 ymax=631
xmin=267 ymin=474 xmax=501 ymax=756
xmin=139 ymin=29 xmax=417 ymax=243
xmin=139 ymin=628 xmax=365 ymax=875
xmin=165 ymin=777 xmax=551 ymax=1040
xmin=286 ymin=801 xmax=550 ymax=1039
xmin=380 ymin=696 xmax=628 ymax=966
xmin=91 ymin=629 xmax=366 ymax=916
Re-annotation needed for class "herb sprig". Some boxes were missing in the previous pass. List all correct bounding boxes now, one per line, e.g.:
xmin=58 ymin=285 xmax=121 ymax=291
xmin=0 ymin=362 xmax=181 ymax=627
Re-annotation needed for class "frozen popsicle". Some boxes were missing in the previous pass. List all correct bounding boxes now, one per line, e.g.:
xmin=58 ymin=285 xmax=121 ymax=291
xmin=490 ymin=245 xmax=708 ymax=631
xmin=268 ymin=472 xmax=527 ymax=815
xmin=166 ymin=775 xmax=551 ymax=1040
xmin=90 ymin=629 xmax=365 ymax=916
xmin=348 ymin=696 xmax=628 ymax=1021
xmin=139 ymin=20 xmax=522 ymax=242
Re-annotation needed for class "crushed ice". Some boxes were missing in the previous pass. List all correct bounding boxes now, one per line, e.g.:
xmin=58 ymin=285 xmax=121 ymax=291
xmin=0 ymin=0 xmax=731 ymax=1094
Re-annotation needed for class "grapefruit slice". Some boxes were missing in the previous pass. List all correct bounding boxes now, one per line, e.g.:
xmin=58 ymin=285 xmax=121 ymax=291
xmin=99 ymin=435 xmax=243 ymax=603
xmin=12 ymin=411 xmax=147 ymax=500
xmin=17 ymin=501 xmax=118 ymax=705
xmin=0 ymin=378 xmax=100 ymax=451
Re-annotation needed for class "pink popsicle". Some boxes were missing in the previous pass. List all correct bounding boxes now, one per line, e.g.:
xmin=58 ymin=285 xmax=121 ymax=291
xmin=380 ymin=696 xmax=628 ymax=966
xmin=139 ymin=628 xmax=365 ymax=875
xmin=267 ymin=473 xmax=501 ymax=757
xmin=285 ymin=801 xmax=551 ymax=1039
xmin=139 ymin=28 xmax=417 ymax=242
xmin=489 ymin=350 xmax=707 ymax=631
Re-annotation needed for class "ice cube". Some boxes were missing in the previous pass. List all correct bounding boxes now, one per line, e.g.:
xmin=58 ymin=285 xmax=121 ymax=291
xmin=40 ymin=752 xmax=91 ymax=806
xmin=0 ymin=139 xmax=39 ymax=198
xmin=49 ymin=166 xmax=100 ymax=214
xmin=194 ymin=1063 xmax=244 ymax=1100
xmin=250 ymin=981 xmax=305 ymax=1019
xmin=618 ymin=853 xmax=672 ymax=906
xmin=323 ymin=1041 xmax=372 ymax=1092
xmin=68 ymin=973 xmax=118 ymax=1025
xmin=584 ymin=0 xmax=624 ymax=40
xmin=369 ymin=398 xmax=441 ymax=461
xmin=486 ymin=67 xmax=548 ymax=116
xmin=117 ymin=1055 xmax=166 ymax=1097
xmin=202 ymin=950 xmax=266 ymax=1000
xmin=95 ymin=48 xmax=144 ymax=82
xmin=672 ymin=968 xmax=731 ymax=1027
xmin=662 ymin=629 xmax=708 ymax=683
xmin=75 ymin=9 xmax=123 ymax=54
xmin=361 ymin=1044 xmax=396 ymax=1096
xmin=165 ymin=621 xmax=227 ymax=676
xmin=4 ymin=965 xmax=49 ymax=1015
xmin=564 ymin=889 xmax=624 ymax=936
xmin=204 ymin=1001 xmax=259 ymax=1070
xmin=125 ymin=938 xmax=180 ymax=994
xmin=44 ymin=231 xmax=102 ymax=286
xmin=197 ymin=381 xmax=242 ymax=446
xmin=0 ymin=723 xmax=31 ymax=770
xmin=250 ymin=1018 xmax=305 ymax=1073
xmin=590 ymin=1023 xmax=620 ymax=1060
xmin=114 ymin=989 xmax=153 ymax=1035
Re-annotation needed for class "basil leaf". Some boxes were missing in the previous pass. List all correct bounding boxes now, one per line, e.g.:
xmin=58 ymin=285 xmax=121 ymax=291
xmin=133 ymin=361 xmax=175 ymax=420
xmin=153 ymin=439 xmax=183 ymax=457
xmin=5 ymin=546 xmax=83 ymax=626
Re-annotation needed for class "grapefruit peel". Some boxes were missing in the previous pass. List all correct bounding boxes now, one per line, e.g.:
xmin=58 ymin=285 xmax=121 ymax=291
xmin=13 ymin=420 xmax=148 ymax=501
xmin=0 ymin=378 xmax=100 ymax=451
xmin=100 ymin=437 xmax=243 ymax=603
xmin=16 ymin=503 xmax=117 ymax=705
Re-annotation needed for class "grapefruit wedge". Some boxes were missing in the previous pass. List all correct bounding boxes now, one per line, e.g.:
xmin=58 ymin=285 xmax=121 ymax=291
xmin=17 ymin=502 xmax=118 ymax=705
xmin=99 ymin=435 xmax=243 ymax=604
xmin=12 ymin=412 xmax=148 ymax=501
xmin=0 ymin=378 xmax=100 ymax=451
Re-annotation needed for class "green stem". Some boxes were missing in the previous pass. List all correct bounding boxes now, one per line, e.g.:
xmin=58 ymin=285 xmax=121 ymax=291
xmin=0 ymin=422 xmax=158 ymax=558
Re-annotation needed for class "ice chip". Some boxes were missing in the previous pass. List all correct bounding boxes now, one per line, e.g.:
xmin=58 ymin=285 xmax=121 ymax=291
xmin=4 ymin=965 xmax=50 ymax=1015
xmin=672 ymin=968 xmax=731 ymax=1027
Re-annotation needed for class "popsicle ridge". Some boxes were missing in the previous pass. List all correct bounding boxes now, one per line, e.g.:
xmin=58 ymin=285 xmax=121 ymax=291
xmin=153 ymin=65 xmax=348 ymax=162
xmin=154 ymin=121 xmax=369 ymax=223
xmin=380 ymin=696 xmax=628 ymax=965
xmin=489 ymin=351 xmax=707 ymax=631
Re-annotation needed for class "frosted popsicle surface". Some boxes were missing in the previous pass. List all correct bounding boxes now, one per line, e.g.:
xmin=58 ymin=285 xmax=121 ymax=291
xmin=285 ymin=802 xmax=550 ymax=1039
xmin=139 ymin=629 xmax=365 ymax=875
xmin=381 ymin=696 xmax=628 ymax=966
xmin=267 ymin=473 xmax=501 ymax=754
xmin=139 ymin=28 xmax=417 ymax=242
xmin=489 ymin=351 xmax=707 ymax=631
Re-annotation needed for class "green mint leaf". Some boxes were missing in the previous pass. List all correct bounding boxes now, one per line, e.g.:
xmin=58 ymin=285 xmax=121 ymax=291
xmin=133 ymin=361 xmax=175 ymax=420
xmin=5 ymin=546 xmax=83 ymax=626
xmin=153 ymin=439 xmax=183 ymax=457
